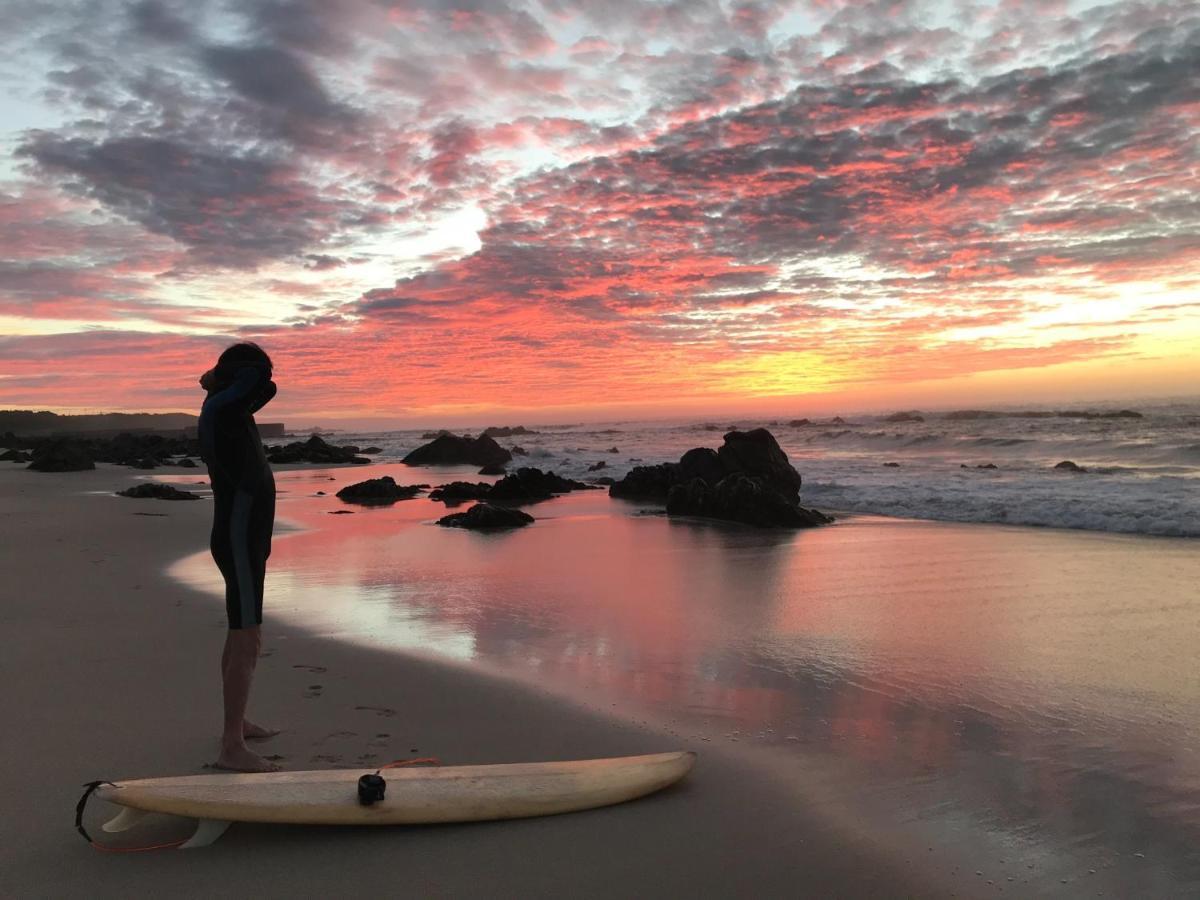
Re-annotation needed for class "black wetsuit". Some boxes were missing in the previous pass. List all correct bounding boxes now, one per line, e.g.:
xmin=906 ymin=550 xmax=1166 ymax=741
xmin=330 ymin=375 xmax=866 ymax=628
xmin=198 ymin=365 xmax=277 ymax=629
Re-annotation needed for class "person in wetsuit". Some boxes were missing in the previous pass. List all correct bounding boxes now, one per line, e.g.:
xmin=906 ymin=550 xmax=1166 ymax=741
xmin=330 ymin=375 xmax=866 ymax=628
xmin=198 ymin=342 xmax=281 ymax=772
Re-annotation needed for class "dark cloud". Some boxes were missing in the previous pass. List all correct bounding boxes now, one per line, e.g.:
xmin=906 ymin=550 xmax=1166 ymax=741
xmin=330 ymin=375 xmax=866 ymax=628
xmin=18 ymin=134 xmax=352 ymax=267
xmin=200 ymin=43 xmax=355 ymax=129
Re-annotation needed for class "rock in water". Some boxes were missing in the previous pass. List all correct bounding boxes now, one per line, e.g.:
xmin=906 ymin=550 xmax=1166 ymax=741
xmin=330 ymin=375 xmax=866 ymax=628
xmin=610 ymin=428 xmax=828 ymax=529
xmin=335 ymin=476 xmax=423 ymax=505
xmin=715 ymin=429 xmax=802 ymax=502
xmin=437 ymin=502 xmax=534 ymax=530
xmin=116 ymin=483 xmax=200 ymax=501
xmin=667 ymin=473 xmax=832 ymax=528
xmin=478 ymin=463 xmax=507 ymax=475
xmin=1054 ymin=460 xmax=1088 ymax=473
xmin=28 ymin=440 xmax=95 ymax=472
xmin=487 ymin=467 xmax=595 ymax=504
xmin=429 ymin=481 xmax=493 ymax=503
xmin=268 ymin=434 xmax=368 ymax=465
xmin=609 ymin=462 xmax=679 ymax=500
xmin=402 ymin=433 xmax=512 ymax=467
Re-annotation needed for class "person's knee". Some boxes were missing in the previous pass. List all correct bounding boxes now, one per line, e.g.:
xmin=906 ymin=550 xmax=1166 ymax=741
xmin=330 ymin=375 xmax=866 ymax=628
xmin=228 ymin=625 xmax=261 ymax=656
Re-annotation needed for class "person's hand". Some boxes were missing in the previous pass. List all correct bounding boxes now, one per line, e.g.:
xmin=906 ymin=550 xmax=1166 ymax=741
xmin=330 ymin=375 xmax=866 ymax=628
xmin=199 ymin=368 xmax=218 ymax=392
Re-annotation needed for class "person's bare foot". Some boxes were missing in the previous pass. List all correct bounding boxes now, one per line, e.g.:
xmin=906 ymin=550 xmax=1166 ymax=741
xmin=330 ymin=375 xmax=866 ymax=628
xmin=215 ymin=743 xmax=282 ymax=773
xmin=243 ymin=719 xmax=280 ymax=741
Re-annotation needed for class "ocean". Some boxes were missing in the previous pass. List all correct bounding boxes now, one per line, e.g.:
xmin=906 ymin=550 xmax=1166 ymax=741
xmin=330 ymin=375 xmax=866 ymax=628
xmin=324 ymin=399 xmax=1200 ymax=537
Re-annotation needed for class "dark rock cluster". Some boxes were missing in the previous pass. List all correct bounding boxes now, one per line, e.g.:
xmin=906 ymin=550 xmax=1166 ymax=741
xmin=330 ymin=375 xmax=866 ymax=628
xmin=1054 ymin=460 xmax=1088 ymax=473
xmin=437 ymin=502 xmax=534 ymax=530
xmin=429 ymin=481 xmax=492 ymax=503
xmin=116 ymin=483 xmax=200 ymax=500
xmin=429 ymin=467 xmax=595 ymax=506
xmin=403 ymin=433 xmax=512 ymax=467
xmin=267 ymin=435 xmax=370 ymax=465
xmin=489 ymin=467 xmax=594 ymax=504
xmin=27 ymin=440 xmax=97 ymax=472
xmin=481 ymin=425 xmax=536 ymax=437
xmin=610 ymin=428 xmax=830 ymax=529
xmin=7 ymin=431 xmax=199 ymax=471
xmin=335 ymin=476 xmax=424 ymax=505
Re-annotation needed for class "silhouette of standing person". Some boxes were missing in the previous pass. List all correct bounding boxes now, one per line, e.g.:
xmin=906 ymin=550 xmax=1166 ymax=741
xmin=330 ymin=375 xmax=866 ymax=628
xmin=198 ymin=342 xmax=281 ymax=772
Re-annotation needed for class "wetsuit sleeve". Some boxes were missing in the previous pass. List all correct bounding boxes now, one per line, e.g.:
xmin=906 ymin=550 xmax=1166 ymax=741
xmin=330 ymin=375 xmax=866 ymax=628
xmin=248 ymin=379 xmax=277 ymax=414
xmin=198 ymin=367 xmax=264 ymax=469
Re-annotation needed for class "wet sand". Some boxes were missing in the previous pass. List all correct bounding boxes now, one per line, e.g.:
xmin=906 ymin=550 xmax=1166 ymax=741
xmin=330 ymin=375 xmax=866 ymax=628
xmin=172 ymin=462 xmax=1200 ymax=896
xmin=0 ymin=463 xmax=948 ymax=898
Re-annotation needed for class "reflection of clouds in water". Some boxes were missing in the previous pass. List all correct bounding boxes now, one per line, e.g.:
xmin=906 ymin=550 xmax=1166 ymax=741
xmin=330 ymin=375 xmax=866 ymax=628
xmin=171 ymin=481 xmax=1200 ymax=888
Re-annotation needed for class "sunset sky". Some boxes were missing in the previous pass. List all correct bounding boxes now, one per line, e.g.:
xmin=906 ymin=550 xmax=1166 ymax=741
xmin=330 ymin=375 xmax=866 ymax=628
xmin=1 ymin=0 xmax=1197 ymax=426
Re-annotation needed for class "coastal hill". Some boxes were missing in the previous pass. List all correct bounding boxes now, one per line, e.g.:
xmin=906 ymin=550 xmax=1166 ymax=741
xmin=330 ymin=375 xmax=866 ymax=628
xmin=0 ymin=410 xmax=198 ymax=435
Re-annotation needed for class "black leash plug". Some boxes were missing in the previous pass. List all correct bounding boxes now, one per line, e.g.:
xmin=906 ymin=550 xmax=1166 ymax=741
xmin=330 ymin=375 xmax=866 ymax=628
xmin=357 ymin=773 xmax=386 ymax=806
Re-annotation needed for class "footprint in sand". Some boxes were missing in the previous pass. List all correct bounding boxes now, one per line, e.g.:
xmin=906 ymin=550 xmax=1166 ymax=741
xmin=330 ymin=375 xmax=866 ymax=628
xmin=355 ymin=705 xmax=397 ymax=718
xmin=293 ymin=664 xmax=328 ymax=674
xmin=367 ymin=733 xmax=391 ymax=749
xmin=314 ymin=730 xmax=357 ymax=745
xmin=356 ymin=753 xmax=379 ymax=764
xmin=311 ymin=753 xmax=342 ymax=765
xmin=304 ymin=684 xmax=324 ymax=698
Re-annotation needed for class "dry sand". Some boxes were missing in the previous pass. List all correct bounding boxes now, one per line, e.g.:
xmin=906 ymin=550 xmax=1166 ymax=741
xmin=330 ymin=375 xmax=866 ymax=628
xmin=0 ymin=464 xmax=956 ymax=898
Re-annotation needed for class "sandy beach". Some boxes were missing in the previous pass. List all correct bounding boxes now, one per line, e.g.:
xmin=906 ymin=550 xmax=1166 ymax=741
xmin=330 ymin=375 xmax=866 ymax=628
xmin=0 ymin=463 xmax=955 ymax=898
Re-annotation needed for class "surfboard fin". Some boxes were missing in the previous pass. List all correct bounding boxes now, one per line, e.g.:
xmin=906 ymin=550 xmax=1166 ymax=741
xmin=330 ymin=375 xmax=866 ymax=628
xmin=101 ymin=807 xmax=149 ymax=833
xmin=179 ymin=819 xmax=232 ymax=849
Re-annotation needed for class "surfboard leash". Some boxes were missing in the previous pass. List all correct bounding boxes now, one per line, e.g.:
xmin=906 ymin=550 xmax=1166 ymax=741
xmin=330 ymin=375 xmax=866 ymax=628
xmin=75 ymin=781 xmax=186 ymax=852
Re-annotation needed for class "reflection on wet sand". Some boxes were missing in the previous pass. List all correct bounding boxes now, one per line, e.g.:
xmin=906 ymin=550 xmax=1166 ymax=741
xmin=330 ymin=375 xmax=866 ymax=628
xmin=174 ymin=466 xmax=1200 ymax=891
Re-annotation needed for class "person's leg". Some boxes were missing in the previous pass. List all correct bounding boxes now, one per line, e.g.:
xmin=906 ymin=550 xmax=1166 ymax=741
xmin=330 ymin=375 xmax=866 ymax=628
xmin=213 ymin=488 xmax=279 ymax=772
xmin=216 ymin=626 xmax=280 ymax=772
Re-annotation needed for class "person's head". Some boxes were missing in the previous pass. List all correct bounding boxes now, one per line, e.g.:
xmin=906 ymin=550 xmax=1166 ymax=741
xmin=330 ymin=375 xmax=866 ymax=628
xmin=215 ymin=342 xmax=273 ymax=378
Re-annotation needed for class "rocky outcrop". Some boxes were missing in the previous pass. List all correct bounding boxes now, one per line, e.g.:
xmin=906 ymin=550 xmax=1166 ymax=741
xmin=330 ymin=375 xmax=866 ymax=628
xmin=610 ymin=428 xmax=828 ymax=529
xmin=437 ymin=502 xmax=534 ymax=530
xmin=482 ymin=425 xmax=536 ymax=437
xmin=116 ymin=483 xmax=200 ymax=500
xmin=335 ymin=476 xmax=423 ymax=505
xmin=667 ymin=473 xmax=832 ymax=528
xmin=478 ymin=463 xmax=507 ymax=475
xmin=1054 ymin=460 xmax=1088 ymax=473
xmin=0 ymin=448 xmax=32 ymax=462
xmin=403 ymin=434 xmax=512 ymax=467
xmin=28 ymin=440 xmax=95 ymax=472
xmin=429 ymin=481 xmax=493 ymax=503
xmin=884 ymin=411 xmax=924 ymax=423
xmin=587 ymin=461 xmax=607 ymax=471
xmin=787 ymin=418 xmax=811 ymax=427
xmin=609 ymin=462 xmax=678 ymax=500
xmin=488 ymin=467 xmax=595 ymax=504
xmin=267 ymin=435 xmax=369 ymax=465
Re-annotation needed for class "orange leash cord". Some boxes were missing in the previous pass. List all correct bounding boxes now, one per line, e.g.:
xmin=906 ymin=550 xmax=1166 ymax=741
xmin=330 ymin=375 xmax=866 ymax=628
xmin=379 ymin=757 xmax=442 ymax=769
xmin=76 ymin=781 xmax=188 ymax=853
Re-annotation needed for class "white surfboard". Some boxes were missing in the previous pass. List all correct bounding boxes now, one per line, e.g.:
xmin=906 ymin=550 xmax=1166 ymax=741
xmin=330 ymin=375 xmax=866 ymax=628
xmin=94 ymin=751 xmax=696 ymax=848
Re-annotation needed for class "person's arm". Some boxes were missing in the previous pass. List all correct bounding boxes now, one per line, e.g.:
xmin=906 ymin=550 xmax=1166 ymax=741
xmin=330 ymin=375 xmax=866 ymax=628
xmin=248 ymin=379 xmax=277 ymax=415
xmin=198 ymin=367 xmax=266 ymax=473
xmin=203 ymin=366 xmax=264 ymax=413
